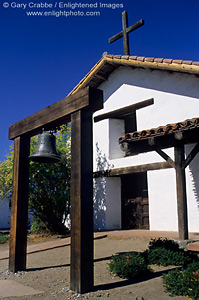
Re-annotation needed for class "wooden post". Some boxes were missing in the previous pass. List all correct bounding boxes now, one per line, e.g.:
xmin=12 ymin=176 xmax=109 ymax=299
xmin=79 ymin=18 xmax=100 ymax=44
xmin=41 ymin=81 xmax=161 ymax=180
xmin=9 ymin=135 xmax=30 ymax=272
xmin=174 ymin=145 xmax=188 ymax=240
xmin=70 ymin=109 xmax=94 ymax=293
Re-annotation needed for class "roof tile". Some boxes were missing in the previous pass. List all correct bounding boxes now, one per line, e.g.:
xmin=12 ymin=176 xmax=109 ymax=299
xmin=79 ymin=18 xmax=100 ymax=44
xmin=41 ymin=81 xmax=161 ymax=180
xmin=163 ymin=59 xmax=173 ymax=64
xmin=106 ymin=54 xmax=114 ymax=58
xmin=70 ymin=53 xmax=199 ymax=95
xmin=154 ymin=58 xmax=164 ymax=63
xmin=119 ymin=117 xmax=199 ymax=144
xmin=129 ymin=56 xmax=138 ymax=60
xmin=113 ymin=55 xmax=122 ymax=59
xmin=121 ymin=55 xmax=130 ymax=60
xmin=137 ymin=56 xmax=145 ymax=62
xmin=183 ymin=60 xmax=193 ymax=65
xmin=144 ymin=57 xmax=155 ymax=62
xmin=172 ymin=59 xmax=183 ymax=64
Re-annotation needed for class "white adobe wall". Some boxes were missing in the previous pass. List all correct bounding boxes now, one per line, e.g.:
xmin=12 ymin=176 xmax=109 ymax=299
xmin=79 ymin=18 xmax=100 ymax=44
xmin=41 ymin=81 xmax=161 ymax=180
xmin=0 ymin=199 xmax=11 ymax=229
xmin=147 ymin=168 xmax=178 ymax=231
xmin=93 ymin=66 xmax=199 ymax=232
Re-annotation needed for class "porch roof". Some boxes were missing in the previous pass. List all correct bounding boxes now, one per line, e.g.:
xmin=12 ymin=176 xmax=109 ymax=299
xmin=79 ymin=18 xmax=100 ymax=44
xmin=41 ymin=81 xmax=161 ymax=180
xmin=119 ymin=117 xmax=199 ymax=155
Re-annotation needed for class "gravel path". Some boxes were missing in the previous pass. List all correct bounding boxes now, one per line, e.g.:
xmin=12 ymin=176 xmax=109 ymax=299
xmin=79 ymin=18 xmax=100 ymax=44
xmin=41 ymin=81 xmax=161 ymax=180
xmin=0 ymin=235 xmax=187 ymax=300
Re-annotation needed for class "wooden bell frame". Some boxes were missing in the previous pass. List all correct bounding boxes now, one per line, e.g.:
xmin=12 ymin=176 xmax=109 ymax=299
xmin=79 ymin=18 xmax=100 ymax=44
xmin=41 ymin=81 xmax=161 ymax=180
xmin=8 ymin=87 xmax=103 ymax=294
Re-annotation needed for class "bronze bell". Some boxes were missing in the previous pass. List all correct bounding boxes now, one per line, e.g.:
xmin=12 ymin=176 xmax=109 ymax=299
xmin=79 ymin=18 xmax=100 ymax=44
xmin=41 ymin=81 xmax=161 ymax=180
xmin=29 ymin=129 xmax=61 ymax=163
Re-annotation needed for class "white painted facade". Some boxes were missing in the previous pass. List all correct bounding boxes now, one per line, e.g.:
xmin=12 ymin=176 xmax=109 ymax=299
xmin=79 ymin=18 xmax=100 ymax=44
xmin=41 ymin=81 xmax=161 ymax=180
xmin=93 ymin=66 xmax=199 ymax=232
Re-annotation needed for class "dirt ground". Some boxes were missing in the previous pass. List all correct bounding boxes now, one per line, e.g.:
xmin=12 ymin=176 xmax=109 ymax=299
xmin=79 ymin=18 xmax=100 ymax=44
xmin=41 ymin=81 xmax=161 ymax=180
xmin=0 ymin=236 xmax=187 ymax=300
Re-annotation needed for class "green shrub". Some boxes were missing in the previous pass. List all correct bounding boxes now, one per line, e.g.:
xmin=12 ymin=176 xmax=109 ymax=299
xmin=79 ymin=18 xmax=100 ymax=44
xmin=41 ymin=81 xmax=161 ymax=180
xmin=0 ymin=233 xmax=9 ymax=244
xmin=148 ymin=238 xmax=180 ymax=251
xmin=108 ymin=252 xmax=152 ymax=280
xmin=30 ymin=218 xmax=49 ymax=234
xmin=146 ymin=238 xmax=197 ymax=266
xmin=163 ymin=261 xmax=199 ymax=300
xmin=146 ymin=247 xmax=195 ymax=266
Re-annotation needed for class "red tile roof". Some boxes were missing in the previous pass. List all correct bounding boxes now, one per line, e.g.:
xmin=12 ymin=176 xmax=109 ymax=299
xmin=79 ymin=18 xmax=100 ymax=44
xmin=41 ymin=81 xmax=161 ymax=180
xmin=119 ymin=117 xmax=199 ymax=144
xmin=104 ymin=53 xmax=199 ymax=66
xmin=70 ymin=53 xmax=199 ymax=95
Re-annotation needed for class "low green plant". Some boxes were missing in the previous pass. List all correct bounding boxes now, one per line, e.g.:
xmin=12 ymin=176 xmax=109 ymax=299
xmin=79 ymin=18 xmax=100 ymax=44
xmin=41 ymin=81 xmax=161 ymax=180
xmin=0 ymin=233 xmax=9 ymax=244
xmin=30 ymin=218 xmax=49 ymax=234
xmin=108 ymin=252 xmax=152 ymax=280
xmin=145 ymin=238 xmax=197 ymax=266
xmin=163 ymin=261 xmax=199 ymax=300
xmin=146 ymin=247 xmax=195 ymax=266
xmin=148 ymin=237 xmax=180 ymax=251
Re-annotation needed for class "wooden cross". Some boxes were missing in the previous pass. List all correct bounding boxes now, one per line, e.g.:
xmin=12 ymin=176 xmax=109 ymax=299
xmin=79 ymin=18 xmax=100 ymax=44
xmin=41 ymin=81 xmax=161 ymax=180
xmin=109 ymin=11 xmax=144 ymax=55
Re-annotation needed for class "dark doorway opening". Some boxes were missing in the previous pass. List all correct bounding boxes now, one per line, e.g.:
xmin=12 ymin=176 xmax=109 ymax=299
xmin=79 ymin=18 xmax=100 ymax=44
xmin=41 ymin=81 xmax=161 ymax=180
xmin=121 ymin=173 xmax=149 ymax=229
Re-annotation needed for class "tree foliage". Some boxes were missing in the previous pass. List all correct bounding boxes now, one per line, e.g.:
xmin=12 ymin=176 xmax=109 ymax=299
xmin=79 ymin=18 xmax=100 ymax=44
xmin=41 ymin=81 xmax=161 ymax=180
xmin=0 ymin=125 xmax=71 ymax=234
xmin=0 ymin=145 xmax=14 ymax=201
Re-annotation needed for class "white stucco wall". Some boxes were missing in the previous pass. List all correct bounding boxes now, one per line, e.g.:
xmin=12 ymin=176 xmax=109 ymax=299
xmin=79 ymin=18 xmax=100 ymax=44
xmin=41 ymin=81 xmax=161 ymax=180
xmin=0 ymin=199 xmax=11 ymax=229
xmin=93 ymin=67 xmax=199 ymax=172
xmin=147 ymin=168 xmax=178 ymax=231
xmin=93 ymin=66 xmax=199 ymax=232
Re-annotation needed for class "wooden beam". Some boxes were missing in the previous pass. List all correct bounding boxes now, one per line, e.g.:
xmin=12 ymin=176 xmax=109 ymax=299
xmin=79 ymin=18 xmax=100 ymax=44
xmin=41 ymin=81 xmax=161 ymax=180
xmin=94 ymin=98 xmax=154 ymax=122
xmin=153 ymin=146 xmax=175 ymax=168
xmin=174 ymin=145 xmax=188 ymax=240
xmin=9 ymin=135 xmax=30 ymax=272
xmin=70 ymin=109 xmax=94 ymax=293
xmin=107 ymin=62 xmax=120 ymax=68
xmin=9 ymin=87 xmax=103 ymax=140
xmin=94 ymin=162 xmax=171 ymax=178
xmin=95 ymin=73 xmax=108 ymax=81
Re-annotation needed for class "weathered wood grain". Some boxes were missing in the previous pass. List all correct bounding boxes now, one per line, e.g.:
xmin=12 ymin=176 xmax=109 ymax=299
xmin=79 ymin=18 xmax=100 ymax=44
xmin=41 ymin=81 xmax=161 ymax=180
xmin=94 ymin=162 xmax=171 ymax=178
xmin=9 ymin=87 xmax=103 ymax=140
xmin=94 ymin=98 xmax=154 ymax=123
xmin=70 ymin=110 xmax=94 ymax=293
xmin=109 ymin=11 xmax=144 ymax=56
xmin=9 ymin=135 xmax=30 ymax=272
xmin=174 ymin=145 xmax=188 ymax=240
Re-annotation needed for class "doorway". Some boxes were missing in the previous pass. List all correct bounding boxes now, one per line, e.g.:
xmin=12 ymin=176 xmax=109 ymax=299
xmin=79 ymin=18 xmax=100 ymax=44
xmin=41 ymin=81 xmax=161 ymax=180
xmin=121 ymin=173 xmax=149 ymax=229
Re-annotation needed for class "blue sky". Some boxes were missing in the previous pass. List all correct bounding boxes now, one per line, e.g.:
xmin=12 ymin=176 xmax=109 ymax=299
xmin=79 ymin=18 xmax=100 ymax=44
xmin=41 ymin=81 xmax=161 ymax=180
xmin=0 ymin=0 xmax=199 ymax=161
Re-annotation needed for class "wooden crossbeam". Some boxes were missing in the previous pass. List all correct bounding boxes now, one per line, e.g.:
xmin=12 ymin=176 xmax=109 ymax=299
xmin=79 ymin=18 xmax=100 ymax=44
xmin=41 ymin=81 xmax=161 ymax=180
xmin=9 ymin=87 xmax=103 ymax=140
xmin=153 ymin=146 xmax=175 ymax=168
xmin=94 ymin=162 xmax=171 ymax=178
xmin=94 ymin=98 xmax=154 ymax=122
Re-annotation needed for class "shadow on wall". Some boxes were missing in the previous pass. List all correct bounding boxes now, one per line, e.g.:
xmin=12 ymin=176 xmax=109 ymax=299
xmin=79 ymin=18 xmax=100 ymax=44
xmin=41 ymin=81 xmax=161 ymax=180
xmin=102 ymin=67 xmax=199 ymax=103
xmin=93 ymin=143 xmax=114 ymax=230
xmin=186 ymin=146 xmax=199 ymax=210
xmin=0 ymin=198 xmax=11 ymax=230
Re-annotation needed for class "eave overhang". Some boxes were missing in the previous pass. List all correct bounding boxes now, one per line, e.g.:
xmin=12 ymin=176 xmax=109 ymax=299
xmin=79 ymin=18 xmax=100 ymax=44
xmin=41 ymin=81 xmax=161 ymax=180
xmin=70 ymin=54 xmax=199 ymax=96
xmin=119 ymin=117 xmax=199 ymax=156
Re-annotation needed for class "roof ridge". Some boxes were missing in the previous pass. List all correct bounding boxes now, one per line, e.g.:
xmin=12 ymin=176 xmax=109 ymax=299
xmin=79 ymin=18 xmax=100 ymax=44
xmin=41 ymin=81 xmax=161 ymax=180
xmin=103 ymin=53 xmax=199 ymax=66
